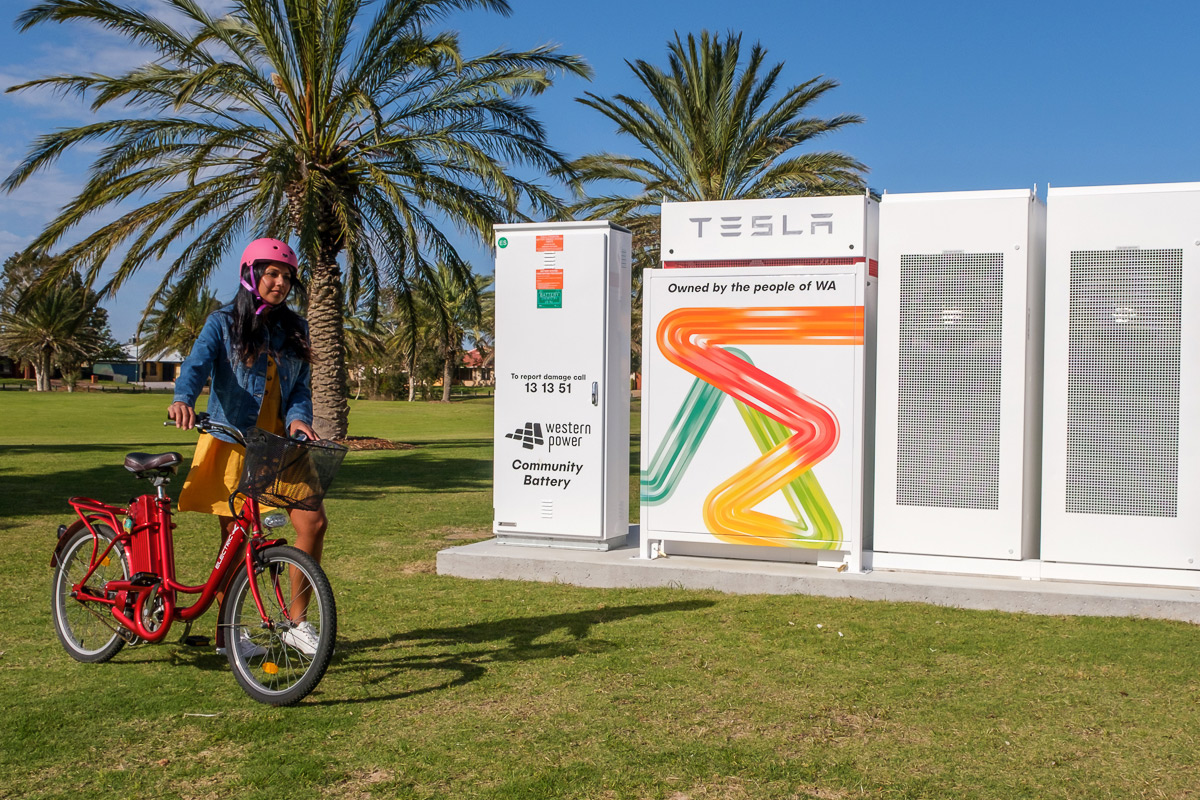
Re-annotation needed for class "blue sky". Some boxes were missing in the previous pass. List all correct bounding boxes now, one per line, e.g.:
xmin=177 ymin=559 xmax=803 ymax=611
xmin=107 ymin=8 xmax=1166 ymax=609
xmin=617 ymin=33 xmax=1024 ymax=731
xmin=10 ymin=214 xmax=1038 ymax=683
xmin=2 ymin=0 xmax=1198 ymax=341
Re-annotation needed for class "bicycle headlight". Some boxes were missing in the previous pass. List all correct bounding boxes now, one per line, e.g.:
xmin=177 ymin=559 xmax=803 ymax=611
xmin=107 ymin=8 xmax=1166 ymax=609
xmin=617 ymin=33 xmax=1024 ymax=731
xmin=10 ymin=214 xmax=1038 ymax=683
xmin=262 ymin=511 xmax=290 ymax=529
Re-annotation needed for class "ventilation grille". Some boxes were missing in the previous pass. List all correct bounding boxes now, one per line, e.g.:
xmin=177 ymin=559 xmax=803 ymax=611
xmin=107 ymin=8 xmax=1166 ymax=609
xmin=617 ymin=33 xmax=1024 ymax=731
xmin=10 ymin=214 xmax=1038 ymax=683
xmin=1066 ymin=249 xmax=1181 ymax=518
xmin=896 ymin=253 xmax=1004 ymax=510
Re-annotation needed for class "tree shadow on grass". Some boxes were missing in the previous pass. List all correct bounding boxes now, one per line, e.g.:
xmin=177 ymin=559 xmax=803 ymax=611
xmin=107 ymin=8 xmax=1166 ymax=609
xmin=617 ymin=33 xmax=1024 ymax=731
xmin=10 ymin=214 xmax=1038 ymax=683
xmin=3 ymin=439 xmax=494 ymax=519
xmin=313 ymin=599 xmax=716 ymax=706
xmin=332 ymin=447 xmax=491 ymax=499
xmin=1 ymin=459 xmax=147 ymax=519
xmin=0 ymin=442 xmax=188 ymax=457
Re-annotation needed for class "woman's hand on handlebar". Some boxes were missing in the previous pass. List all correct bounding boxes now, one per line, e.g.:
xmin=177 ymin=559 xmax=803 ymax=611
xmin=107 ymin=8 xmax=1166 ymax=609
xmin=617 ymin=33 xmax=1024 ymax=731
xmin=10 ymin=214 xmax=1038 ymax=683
xmin=288 ymin=420 xmax=319 ymax=441
xmin=168 ymin=401 xmax=196 ymax=430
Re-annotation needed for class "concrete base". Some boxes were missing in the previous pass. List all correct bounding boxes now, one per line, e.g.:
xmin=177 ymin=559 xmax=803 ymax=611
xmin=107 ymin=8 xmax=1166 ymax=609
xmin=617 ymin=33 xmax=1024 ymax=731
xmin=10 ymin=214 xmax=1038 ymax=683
xmin=494 ymin=532 xmax=627 ymax=551
xmin=437 ymin=526 xmax=1200 ymax=624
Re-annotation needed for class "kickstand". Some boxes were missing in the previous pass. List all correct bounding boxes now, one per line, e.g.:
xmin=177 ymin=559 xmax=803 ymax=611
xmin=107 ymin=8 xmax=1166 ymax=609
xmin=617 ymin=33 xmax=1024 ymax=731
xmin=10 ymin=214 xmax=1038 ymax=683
xmin=178 ymin=620 xmax=211 ymax=648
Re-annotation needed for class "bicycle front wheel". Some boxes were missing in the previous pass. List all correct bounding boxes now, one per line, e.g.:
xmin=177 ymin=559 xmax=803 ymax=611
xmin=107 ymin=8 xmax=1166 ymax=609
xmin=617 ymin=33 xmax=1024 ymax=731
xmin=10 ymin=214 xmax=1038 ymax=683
xmin=221 ymin=545 xmax=336 ymax=706
xmin=51 ymin=524 xmax=130 ymax=663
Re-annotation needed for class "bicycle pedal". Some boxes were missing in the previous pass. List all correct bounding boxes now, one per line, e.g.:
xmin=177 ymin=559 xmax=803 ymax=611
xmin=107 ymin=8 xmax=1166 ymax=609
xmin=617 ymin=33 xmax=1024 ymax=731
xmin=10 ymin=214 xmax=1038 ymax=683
xmin=181 ymin=635 xmax=211 ymax=648
xmin=129 ymin=572 xmax=161 ymax=588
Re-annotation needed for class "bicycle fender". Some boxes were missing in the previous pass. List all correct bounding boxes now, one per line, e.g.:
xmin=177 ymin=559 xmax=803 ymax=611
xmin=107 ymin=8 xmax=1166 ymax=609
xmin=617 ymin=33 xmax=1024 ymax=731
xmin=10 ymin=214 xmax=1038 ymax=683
xmin=51 ymin=517 xmax=123 ymax=568
xmin=249 ymin=537 xmax=287 ymax=558
xmin=50 ymin=520 xmax=87 ymax=569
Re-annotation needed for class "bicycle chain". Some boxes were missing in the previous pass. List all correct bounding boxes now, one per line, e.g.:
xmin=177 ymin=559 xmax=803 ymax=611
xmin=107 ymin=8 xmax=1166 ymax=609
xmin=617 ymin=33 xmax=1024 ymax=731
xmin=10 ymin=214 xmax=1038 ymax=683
xmin=77 ymin=596 xmax=141 ymax=644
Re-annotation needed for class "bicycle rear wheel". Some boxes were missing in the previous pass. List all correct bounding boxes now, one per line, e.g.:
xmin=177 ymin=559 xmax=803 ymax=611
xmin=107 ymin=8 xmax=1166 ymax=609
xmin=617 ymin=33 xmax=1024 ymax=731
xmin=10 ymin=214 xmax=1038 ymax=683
xmin=51 ymin=525 xmax=130 ymax=663
xmin=221 ymin=545 xmax=336 ymax=706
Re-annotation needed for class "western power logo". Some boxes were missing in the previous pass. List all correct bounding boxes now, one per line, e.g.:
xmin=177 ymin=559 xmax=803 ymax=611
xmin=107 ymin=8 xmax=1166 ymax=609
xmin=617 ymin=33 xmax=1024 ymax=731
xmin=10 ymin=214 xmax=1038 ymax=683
xmin=505 ymin=422 xmax=544 ymax=449
xmin=505 ymin=420 xmax=592 ymax=451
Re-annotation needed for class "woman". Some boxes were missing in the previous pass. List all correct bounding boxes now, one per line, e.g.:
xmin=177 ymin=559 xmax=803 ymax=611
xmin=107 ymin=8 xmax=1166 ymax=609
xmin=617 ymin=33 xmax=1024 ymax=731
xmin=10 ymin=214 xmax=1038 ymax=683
xmin=167 ymin=238 xmax=326 ymax=656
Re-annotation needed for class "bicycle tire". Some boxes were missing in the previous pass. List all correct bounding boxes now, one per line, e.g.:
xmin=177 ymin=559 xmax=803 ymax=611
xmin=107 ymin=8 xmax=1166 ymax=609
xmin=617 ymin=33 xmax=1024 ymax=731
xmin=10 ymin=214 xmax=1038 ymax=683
xmin=51 ymin=525 xmax=130 ymax=663
xmin=221 ymin=545 xmax=336 ymax=706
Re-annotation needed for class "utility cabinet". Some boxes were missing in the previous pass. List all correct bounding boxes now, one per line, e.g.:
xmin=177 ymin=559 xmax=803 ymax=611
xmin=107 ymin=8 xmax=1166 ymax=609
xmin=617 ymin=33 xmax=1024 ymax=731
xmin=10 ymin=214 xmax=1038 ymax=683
xmin=492 ymin=221 xmax=632 ymax=549
xmin=873 ymin=189 xmax=1046 ymax=564
xmin=1041 ymin=183 xmax=1200 ymax=575
xmin=640 ymin=196 xmax=877 ymax=570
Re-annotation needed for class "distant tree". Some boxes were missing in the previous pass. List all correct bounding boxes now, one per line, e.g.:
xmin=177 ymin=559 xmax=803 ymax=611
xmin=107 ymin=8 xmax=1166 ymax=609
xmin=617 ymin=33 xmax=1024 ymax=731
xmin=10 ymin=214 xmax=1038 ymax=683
xmin=87 ymin=305 xmax=127 ymax=363
xmin=465 ymin=277 xmax=495 ymax=375
xmin=342 ymin=307 xmax=385 ymax=400
xmin=0 ymin=276 xmax=105 ymax=391
xmin=567 ymin=31 xmax=868 ymax=364
xmin=0 ymin=252 xmax=44 ymax=373
xmin=413 ymin=264 xmax=493 ymax=402
xmin=0 ymin=251 xmax=43 ymax=309
xmin=138 ymin=288 xmax=222 ymax=360
xmin=396 ymin=292 xmax=438 ymax=401
xmin=0 ymin=253 xmax=123 ymax=387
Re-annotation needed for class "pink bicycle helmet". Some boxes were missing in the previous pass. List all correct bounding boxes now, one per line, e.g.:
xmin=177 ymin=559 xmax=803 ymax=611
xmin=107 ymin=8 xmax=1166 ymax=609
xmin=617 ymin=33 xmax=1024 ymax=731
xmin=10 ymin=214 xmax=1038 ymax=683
xmin=239 ymin=238 xmax=298 ymax=314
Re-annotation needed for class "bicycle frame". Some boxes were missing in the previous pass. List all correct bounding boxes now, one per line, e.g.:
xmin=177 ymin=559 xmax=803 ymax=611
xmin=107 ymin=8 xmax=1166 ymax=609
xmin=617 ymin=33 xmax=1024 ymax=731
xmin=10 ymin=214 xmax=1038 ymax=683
xmin=58 ymin=490 xmax=285 ymax=644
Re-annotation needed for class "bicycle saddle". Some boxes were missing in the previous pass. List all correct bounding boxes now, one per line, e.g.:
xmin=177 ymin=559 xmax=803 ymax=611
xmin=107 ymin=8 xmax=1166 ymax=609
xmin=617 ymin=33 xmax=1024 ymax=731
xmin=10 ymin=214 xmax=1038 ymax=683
xmin=124 ymin=452 xmax=183 ymax=476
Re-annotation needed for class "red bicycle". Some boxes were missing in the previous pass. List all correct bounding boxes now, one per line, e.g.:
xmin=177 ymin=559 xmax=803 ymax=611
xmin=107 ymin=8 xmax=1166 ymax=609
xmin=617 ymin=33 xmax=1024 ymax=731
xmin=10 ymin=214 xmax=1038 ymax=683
xmin=49 ymin=413 xmax=345 ymax=705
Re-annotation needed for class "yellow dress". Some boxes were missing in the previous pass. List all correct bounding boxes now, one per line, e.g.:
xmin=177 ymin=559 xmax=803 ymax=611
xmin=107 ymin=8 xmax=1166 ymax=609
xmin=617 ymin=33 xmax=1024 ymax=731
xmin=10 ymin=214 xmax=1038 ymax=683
xmin=178 ymin=357 xmax=285 ymax=516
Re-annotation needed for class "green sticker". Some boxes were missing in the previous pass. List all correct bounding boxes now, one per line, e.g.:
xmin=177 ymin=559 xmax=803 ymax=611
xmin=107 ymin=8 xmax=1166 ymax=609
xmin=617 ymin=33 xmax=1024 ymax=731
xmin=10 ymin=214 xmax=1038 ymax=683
xmin=498 ymin=237 xmax=508 ymax=249
xmin=537 ymin=289 xmax=562 ymax=309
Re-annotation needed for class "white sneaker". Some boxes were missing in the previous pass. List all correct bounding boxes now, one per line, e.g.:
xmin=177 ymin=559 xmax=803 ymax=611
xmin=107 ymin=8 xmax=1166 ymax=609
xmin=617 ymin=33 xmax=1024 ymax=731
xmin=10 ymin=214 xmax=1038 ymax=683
xmin=217 ymin=630 xmax=267 ymax=659
xmin=280 ymin=621 xmax=319 ymax=657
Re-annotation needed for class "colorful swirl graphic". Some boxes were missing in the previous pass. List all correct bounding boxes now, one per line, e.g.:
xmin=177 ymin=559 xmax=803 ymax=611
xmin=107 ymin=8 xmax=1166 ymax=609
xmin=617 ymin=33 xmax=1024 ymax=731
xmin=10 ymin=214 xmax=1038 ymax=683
xmin=640 ymin=351 xmax=843 ymax=546
xmin=732 ymin=400 xmax=842 ymax=547
xmin=653 ymin=306 xmax=863 ymax=547
xmin=639 ymin=371 xmax=727 ymax=505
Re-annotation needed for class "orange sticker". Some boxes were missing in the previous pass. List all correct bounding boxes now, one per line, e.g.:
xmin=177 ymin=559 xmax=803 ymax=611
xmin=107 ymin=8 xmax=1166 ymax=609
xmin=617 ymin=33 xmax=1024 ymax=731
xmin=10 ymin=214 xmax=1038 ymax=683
xmin=536 ymin=235 xmax=564 ymax=252
xmin=536 ymin=268 xmax=563 ymax=290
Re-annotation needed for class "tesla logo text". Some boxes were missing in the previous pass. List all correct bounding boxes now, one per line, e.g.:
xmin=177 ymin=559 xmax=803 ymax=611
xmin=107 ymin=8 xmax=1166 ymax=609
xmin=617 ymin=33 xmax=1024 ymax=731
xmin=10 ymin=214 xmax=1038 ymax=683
xmin=690 ymin=214 xmax=833 ymax=238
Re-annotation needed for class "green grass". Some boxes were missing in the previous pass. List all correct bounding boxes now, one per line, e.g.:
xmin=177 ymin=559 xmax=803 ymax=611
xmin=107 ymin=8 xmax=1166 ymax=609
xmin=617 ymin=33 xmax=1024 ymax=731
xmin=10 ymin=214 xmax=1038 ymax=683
xmin=2 ymin=392 xmax=1199 ymax=799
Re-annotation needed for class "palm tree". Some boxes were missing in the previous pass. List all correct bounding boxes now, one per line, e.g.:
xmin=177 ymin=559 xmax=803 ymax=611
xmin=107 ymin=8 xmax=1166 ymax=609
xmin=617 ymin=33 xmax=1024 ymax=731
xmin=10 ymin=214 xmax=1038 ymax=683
xmin=137 ymin=287 xmax=222 ymax=360
xmin=464 ymin=275 xmax=495 ymax=375
xmin=0 ymin=280 xmax=105 ymax=391
xmin=567 ymin=30 xmax=868 ymax=359
xmin=341 ymin=307 xmax=385 ymax=400
xmin=6 ymin=0 xmax=589 ymax=437
xmin=415 ymin=263 xmax=491 ymax=402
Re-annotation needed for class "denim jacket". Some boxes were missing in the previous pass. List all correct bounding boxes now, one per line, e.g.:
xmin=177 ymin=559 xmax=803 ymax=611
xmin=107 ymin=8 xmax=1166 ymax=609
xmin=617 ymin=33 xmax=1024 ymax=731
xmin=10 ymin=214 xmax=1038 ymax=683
xmin=173 ymin=305 xmax=313 ymax=443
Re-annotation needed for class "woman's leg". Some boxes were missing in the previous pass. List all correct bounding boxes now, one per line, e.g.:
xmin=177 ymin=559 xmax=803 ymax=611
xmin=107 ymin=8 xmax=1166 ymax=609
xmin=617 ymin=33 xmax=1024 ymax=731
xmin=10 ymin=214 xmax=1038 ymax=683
xmin=287 ymin=503 xmax=328 ymax=621
xmin=218 ymin=515 xmax=238 ymax=544
xmin=289 ymin=505 xmax=328 ymax=563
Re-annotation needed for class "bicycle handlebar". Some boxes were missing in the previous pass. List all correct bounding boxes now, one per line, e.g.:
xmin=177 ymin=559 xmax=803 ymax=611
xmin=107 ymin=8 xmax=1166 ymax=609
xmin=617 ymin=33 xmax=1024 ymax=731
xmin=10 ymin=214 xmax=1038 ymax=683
xmin=163 ymin=412 xmax=246 ymax=446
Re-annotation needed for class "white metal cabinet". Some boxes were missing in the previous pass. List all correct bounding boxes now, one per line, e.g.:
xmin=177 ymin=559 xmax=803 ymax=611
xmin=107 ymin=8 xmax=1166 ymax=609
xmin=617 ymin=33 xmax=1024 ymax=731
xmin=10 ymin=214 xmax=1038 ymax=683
xmin=641 ymin=196 xmax=877 ymax=569
xmin=492 ymin=221 xmax=631 ymax=548
xmin=1041 ymin=183 xmax=1200 ymax=572
xmin=874 ymin=189 xmax=1045 ymax=562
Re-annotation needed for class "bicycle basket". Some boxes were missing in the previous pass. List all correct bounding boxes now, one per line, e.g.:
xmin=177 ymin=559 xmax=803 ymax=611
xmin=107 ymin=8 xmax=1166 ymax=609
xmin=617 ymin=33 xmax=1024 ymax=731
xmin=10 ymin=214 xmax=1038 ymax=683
xmin=236 ymin=427 xmax=348 ymax=512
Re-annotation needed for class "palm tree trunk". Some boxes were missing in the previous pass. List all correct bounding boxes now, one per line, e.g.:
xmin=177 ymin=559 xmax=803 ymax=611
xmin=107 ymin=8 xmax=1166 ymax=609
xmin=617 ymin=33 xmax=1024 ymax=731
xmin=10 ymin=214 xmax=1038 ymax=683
xmin=306 ymin=253 xmax=350 ymax=439
xmin=404 ymin=352 xmax=417 ymax=401
xmin=36 ymin=349 xmax=51 ymax=392
xmin=441 ymin=347 xmax=453 ymax=402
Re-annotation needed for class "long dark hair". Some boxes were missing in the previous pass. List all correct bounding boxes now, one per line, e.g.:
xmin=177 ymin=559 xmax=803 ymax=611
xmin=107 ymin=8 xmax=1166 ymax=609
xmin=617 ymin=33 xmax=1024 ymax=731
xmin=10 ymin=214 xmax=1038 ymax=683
xmin=230 ymin=262 xmax=312 ymax=365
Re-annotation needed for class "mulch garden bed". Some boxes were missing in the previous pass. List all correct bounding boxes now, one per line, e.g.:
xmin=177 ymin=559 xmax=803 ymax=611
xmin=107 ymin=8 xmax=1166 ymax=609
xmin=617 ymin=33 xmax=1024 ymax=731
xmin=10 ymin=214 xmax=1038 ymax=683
xmin=336 ymin=436 xmax=417 ymax=451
